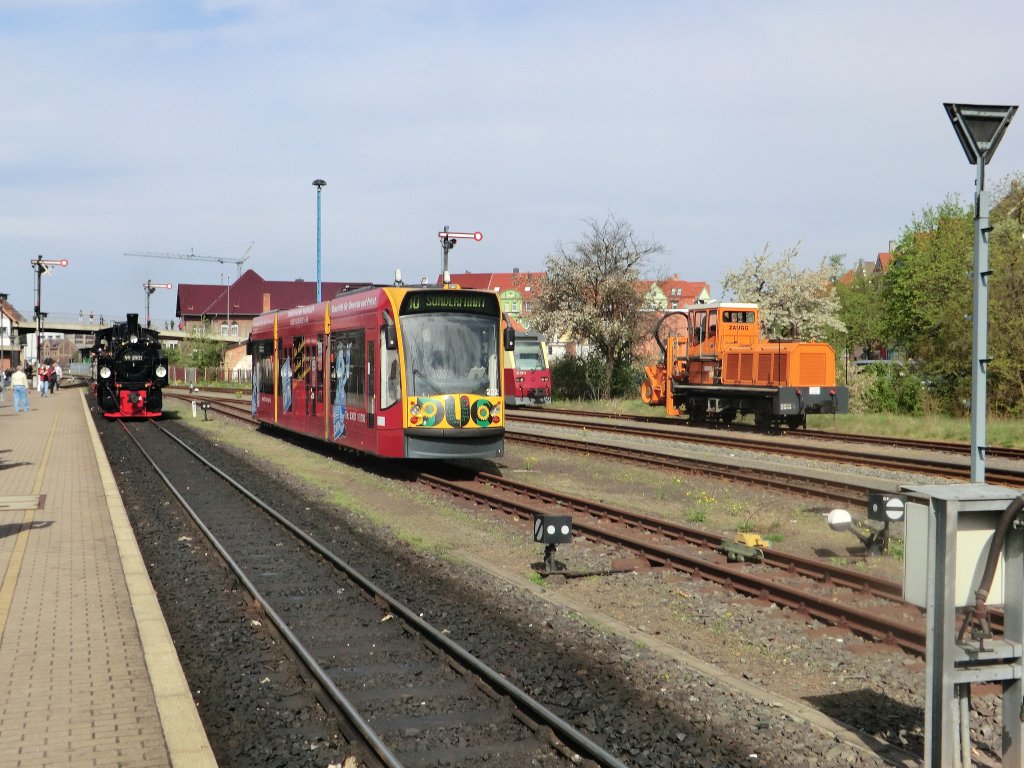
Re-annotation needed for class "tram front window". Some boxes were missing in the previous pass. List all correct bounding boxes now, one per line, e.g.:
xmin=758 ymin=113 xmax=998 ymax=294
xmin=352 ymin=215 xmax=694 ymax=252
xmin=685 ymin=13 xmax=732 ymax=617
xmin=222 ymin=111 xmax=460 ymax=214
xmin=514 ymin=339 xmax=545 ymax=371
xmin=402 ymin=314 xmax=499 ymax=397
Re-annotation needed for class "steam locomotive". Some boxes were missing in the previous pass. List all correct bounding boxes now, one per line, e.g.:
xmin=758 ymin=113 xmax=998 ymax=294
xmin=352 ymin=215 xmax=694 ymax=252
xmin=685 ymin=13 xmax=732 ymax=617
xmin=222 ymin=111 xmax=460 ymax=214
xmin=92 ymin=313 xmax=169 ymax=418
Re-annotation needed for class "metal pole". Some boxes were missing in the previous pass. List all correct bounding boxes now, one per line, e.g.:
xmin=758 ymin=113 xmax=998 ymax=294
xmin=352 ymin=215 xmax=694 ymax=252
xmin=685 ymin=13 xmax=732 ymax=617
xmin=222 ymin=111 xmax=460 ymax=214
xmin=970 ymin=161 xmax=988 ymax=482
xmin=313 ymin=179 xmax=326 ymax=303
xmin=33 ymin=259 xmax=43 ymax=364
xmin=317 ymin=188 xmax=322 ymax=302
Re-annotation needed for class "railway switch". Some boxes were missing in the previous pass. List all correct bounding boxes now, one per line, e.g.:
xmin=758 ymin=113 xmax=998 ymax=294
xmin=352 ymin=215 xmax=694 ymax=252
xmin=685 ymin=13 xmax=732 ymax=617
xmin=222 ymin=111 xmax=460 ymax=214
xmin=826 ymin=507 xmax=891 ymax=556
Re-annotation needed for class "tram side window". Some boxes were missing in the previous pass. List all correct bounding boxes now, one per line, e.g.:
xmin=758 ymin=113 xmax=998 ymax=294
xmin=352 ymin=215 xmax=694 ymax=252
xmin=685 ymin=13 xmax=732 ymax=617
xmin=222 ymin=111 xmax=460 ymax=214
xmin=254 ymin=341 xmax=274 ymax=394
xmin=330 ymin=330 xmax=366 ymax=412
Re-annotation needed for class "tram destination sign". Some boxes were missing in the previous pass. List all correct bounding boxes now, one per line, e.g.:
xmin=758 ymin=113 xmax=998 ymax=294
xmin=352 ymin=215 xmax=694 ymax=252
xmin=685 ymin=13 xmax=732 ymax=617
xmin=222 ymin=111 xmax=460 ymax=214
xmin=401 ymin=290 xmax=499 ymax=315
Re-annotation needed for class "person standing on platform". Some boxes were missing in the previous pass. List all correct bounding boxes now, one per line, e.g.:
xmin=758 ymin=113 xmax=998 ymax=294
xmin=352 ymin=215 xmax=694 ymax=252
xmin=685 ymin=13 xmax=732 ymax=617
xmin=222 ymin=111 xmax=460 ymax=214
xmin=53 ymin=363 xmax=62 ymax=392
xmin=38 ymin=363 xmax=50 ymax=397
xmin=11 ymin=365 xmax=29 ymax=412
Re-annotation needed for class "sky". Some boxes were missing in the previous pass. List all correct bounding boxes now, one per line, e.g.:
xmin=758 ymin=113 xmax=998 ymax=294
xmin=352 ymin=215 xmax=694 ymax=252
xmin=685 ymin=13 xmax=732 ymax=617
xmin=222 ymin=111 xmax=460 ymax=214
xmin=3 ymin=0 xmax=1024 ymax=326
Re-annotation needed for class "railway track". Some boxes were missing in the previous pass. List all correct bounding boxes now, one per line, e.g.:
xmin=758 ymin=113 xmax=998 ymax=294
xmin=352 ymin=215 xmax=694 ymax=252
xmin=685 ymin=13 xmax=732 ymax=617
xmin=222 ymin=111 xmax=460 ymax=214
xmin=117 ymin=417 xmax=629 ymax=768
xmin=150 ymin=389 xmax=1016 ymax=763
xmin=164 ymin=388 xmax=1024 ymax=463
xmin=172 ymin=391 xmax=1017 ymax=657
xmin=422 ymin=471 xmax=929 ymax=656
xmin=166 ymin=391 xmax=889 ymax=508
xmin=526 ymin=406 xmax=1024 ymax=463
xmin=508 ymin=409 xmax=1024 ymax=488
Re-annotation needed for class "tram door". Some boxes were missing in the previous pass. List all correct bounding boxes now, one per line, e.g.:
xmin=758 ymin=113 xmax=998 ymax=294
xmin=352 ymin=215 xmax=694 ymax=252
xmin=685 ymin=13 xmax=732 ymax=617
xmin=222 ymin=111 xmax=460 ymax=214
xmin=366 ymin=340 xmax=375 ymax=429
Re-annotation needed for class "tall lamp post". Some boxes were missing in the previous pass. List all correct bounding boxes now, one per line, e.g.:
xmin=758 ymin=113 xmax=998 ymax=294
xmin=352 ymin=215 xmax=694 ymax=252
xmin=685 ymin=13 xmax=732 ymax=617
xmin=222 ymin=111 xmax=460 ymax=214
xmin=313 ymin=179 xmax=326 ymax=302
xmin=943 ymin=103 xmax=1017 ymax=483
xmin=30 ymin=256 xmax=68 ymax=364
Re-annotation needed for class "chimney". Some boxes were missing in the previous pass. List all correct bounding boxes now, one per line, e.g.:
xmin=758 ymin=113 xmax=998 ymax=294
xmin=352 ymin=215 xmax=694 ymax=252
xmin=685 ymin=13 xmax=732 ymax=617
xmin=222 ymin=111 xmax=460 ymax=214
xmin=262 ymin=293 xmax=271 ymax=312
xmin=513 ymin=267 xmax=520 ymax=273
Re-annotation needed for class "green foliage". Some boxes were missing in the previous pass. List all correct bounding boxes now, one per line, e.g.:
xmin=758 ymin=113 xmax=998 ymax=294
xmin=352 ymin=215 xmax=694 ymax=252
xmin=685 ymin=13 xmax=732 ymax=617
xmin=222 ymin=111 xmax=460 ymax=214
xmin=887 ymin=537 xmax=905 ymax=563
xmin=834 ymin=271 xmax=887 ymax=359
xmin=550 ymin=352 xmax=640 ymax=400
xmin=988 ymin=174 xmax=1024 ymax=416
xmin=172 ymin=329 xmax=229 ymax=368
xmin=854 ymin=362 xmax=922 ymax=415
xmin=882 ymin=197 xmax=973 ymax=414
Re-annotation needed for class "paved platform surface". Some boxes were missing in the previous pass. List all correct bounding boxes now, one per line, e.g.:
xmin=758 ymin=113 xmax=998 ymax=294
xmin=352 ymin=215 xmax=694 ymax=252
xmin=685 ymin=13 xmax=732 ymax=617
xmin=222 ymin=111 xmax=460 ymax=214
xmin=0 ymin=386 xmax=216 ymax=767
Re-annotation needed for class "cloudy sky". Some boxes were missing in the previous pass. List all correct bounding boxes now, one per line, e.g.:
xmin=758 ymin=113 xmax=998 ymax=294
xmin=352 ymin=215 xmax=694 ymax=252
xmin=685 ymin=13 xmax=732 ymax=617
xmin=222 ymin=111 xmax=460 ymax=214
xmin=3 ymin=0 xmax=1023 ymax=325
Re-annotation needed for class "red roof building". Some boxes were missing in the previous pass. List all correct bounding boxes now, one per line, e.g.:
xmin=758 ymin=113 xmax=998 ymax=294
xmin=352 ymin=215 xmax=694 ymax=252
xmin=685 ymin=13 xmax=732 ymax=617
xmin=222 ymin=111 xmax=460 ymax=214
xmin=447 ymin=269 xmax=545 ymax=323
xmin=837 ymin=251 xmax=894 ymax=286
xmin=639 ymin=275 xmax=711 ymax=310
xmin=175 ymin=269 xmax=369 ymax=339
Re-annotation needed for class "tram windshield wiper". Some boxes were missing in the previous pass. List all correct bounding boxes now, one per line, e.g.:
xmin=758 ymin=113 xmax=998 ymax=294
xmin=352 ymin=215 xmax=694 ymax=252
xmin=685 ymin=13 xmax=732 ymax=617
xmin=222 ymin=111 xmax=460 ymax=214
xmin=412 ymin=368 xmax=444 ymax=396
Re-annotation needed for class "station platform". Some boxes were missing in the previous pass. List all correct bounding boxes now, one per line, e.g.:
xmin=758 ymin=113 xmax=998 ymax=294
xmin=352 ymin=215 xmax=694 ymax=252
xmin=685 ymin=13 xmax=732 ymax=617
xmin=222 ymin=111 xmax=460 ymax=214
xmin=0 ymin=387 xmax=216 ymax=767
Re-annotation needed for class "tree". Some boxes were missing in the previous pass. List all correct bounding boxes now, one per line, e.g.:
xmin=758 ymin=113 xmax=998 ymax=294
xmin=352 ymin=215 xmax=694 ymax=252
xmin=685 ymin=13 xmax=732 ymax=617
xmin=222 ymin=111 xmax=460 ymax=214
xmin=170 ymin=328 xmax=228 ymax=369
xmin=835 ymin=270 xmax=887 ymax=360
xmin=531 ymin=215 xmax=665 ymax=398
xmin=881 ymin=197 xmax=973 ymax=413
xmin=720 ymin=244 xmax=845 ymax=340
xmin=987 ymin=173 xmax=1024 ymax=415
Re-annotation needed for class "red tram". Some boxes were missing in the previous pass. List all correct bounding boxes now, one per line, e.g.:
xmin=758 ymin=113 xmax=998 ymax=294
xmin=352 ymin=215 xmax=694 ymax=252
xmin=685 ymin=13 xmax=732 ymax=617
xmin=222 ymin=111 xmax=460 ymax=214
xmin=249 ymin=284 xmax=509 ymax=459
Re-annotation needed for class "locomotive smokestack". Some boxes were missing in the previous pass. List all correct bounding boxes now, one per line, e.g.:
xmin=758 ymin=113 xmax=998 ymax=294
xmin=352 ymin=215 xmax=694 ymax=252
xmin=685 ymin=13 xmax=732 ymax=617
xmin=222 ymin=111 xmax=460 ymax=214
xmin=126 ymin=313 xmax=140 ymax=333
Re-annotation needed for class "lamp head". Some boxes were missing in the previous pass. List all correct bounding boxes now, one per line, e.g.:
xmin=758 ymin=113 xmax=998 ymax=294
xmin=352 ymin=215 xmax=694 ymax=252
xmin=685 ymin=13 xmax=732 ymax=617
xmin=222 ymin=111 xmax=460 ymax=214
xmin=827 ymin=508 xmax=853 ymax=532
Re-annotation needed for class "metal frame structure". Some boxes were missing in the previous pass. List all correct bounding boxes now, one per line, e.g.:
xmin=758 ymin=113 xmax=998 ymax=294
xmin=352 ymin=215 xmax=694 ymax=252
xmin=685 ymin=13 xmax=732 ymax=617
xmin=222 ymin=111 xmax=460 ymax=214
xmin=904 ymin=483 xmax=1024 ymax=766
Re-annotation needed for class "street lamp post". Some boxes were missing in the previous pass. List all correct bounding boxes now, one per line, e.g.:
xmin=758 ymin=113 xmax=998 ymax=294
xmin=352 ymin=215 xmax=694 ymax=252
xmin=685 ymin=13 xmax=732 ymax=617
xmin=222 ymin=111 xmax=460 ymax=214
xmin=943 ymin=103 xmax=1017 ymax=482
xmin=313 ymin=179 xmax=326 ymax=302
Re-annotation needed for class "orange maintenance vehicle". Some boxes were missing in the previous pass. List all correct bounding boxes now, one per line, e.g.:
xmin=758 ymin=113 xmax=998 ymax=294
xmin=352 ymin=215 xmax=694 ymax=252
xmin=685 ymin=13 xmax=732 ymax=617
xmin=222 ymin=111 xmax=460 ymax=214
xmin=640 ymin=300 xmax=848 ymax=430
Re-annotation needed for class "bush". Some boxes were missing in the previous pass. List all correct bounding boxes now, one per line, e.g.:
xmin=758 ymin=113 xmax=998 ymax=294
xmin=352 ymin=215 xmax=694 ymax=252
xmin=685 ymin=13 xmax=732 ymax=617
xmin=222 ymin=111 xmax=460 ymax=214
xmin=853 ymin=362 xmax=923 ymax=415
xmin=551 ymin=352 xmax=641 ymax=400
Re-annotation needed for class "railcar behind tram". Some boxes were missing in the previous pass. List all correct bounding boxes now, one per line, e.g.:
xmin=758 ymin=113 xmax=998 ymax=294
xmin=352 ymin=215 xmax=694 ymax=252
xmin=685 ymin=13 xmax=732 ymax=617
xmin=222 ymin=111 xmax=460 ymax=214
xmin=502 ymin=315 xmax=551 ymax=406
xmin=250 ymin=284 xmax=509 ymax=459
xmin=92 ymin=313 xmax=169 ymax=418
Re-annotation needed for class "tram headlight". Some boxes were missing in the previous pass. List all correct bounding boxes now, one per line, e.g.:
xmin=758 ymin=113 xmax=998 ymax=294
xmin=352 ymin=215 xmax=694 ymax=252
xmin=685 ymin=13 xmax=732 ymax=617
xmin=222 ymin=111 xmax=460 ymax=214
xmin=410 ymin=402 xmax=421 ymax=416
xmin=99 ymin=366 xmax=112 ymax=379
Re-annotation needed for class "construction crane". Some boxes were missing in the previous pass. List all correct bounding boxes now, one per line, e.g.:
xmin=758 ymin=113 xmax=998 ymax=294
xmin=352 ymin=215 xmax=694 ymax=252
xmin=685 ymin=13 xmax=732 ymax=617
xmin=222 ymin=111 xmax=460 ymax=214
xmin=124 ymin=242 xmax=254 ymax=277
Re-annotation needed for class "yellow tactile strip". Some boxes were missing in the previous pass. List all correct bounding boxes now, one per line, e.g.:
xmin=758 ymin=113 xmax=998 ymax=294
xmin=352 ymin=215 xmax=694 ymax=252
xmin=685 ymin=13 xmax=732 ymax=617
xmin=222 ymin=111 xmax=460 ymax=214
xmin=80 ymin=391 xmax=218 ymax=768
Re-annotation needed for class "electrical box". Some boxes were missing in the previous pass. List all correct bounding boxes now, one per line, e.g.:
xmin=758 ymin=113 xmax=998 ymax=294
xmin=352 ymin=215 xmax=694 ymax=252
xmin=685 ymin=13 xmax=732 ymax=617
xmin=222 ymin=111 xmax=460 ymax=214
xmin=902 ymin=484 xmax=1016 ymax=609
